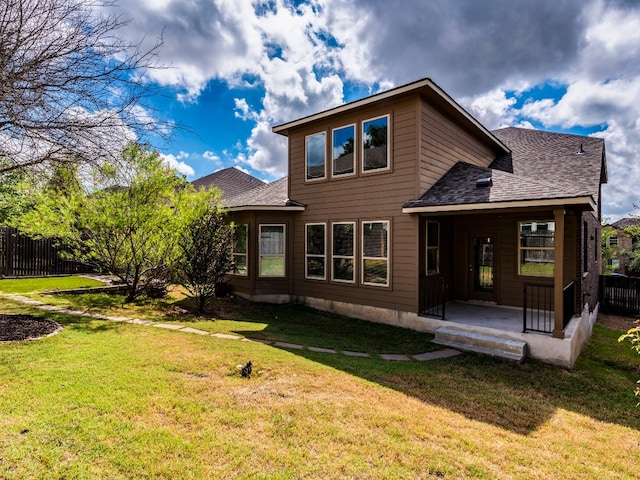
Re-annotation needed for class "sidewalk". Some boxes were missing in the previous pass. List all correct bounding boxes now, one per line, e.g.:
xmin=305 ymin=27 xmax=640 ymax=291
xmin=0 ymin=293 xmax=461 ymax=362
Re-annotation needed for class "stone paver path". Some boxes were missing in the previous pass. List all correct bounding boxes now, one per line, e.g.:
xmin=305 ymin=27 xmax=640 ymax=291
xmin=1 ymin=293 xmax=461 ymax=362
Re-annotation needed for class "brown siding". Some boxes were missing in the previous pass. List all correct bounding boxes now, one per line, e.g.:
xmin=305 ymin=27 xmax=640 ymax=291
xmin=287 ymin=94 xmax=421 ymax=312
xmin=419 ymin=100 xmax=496 ymax=193
xmin=446 ymin=210 xmax=580 ymax=308
xmin=226 ymin=211 xmax=295 ymax=297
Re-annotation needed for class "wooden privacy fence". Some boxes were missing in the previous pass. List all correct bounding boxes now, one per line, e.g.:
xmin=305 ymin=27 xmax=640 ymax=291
xmin=599 ymin=275 xmax=640 ymax=316
xmin=0 ymin=227 xmax=93 ymax=277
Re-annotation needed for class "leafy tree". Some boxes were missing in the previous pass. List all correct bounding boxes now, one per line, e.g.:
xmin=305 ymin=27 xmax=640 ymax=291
xmin=172 ymin=208 xmax=235 ymax=313
xmin=601 ymin=224 xmax=620 ymax=275
xmin=15 ymin=143 xmax=215 ymax=302
xmin=0 ymin=0 xmax=165 ymax=175
xmin=364 ymin=124 xmax=387 ymax=148
xmin=0 ymin=163 xmax=36 ymax=225
xmin=619 ymin=325 xmax=640 ymax=405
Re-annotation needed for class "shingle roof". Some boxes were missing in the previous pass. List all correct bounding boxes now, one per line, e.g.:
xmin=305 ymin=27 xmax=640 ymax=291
xmin=404 ymin=127 xmax=606 ymax=210
xmin=612 ymin=218 xmax=640 ymax=229
xmin=224 ymin=177 xmax=304 ymax=209
xmin=191 ymin=167 xmax=265 ymax=197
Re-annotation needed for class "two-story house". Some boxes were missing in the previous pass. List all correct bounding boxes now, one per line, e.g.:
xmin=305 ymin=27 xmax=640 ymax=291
xmin=604 ymin=217 xmax=640 ymax=274
xmin=195 ymin=78 xmax=607 ymax=367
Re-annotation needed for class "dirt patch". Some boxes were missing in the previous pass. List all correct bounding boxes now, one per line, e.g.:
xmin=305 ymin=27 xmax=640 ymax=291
xmin=0 ymin=314 xmax=62 ymax=342
xmin=598 ymin=312 xmax=639 ymax=332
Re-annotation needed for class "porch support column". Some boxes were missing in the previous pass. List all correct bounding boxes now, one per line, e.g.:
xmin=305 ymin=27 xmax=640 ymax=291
xmin=553 ymin=208 xmax=565 ymax=339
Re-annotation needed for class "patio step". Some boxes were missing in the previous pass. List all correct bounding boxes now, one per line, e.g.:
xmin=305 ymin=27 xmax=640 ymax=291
xmin=433 ymin=327 xmax=527 ymax=363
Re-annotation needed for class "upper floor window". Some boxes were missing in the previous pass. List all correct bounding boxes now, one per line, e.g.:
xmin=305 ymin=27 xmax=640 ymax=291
xmin=332 ymin=124 xmax=355 ymax=177
xmin=306 ymin=223 xmax=326 ymax=280
xmin=609 ymin=236 xmax=618 ymax=246
xmin=332 ymin=222 xmax=355 ymax=283
xmin=259 ymin=224 xmax=285 ymax=277
xmin=519 ymin=220 xmax=555 ymax=277
xmin=231 ymin=223 xmax=248 ymax=276
xmin=362 ymin=221 xmax=389 ymax=286
xmin=306 ymin=132 xmax=326 ymax=181
xmin=362 ymin=115 xmax=389 ymax=172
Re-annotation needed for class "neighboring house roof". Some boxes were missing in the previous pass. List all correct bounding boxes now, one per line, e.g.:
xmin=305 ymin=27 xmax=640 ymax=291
xmin=404 ymin=127 xmax=606 ymax=213
xmin=191 ymin=167 xmax=265 ymax=196
xmin=224 ymin=177 xmax=304 ymax=211
xmin=611 ymin=218 xmax=640 ymax=229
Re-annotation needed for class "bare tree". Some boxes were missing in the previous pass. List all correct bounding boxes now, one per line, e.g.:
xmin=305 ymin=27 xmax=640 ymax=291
xmin=0 ymin=0 xmax=166 ymax=174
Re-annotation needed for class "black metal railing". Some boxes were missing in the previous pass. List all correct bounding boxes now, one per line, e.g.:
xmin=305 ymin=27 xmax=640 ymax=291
xmin=523 ymin=281 xmax=576 ymax=333
xmin=421 ymin=275 xmax=446 ymax=320
xmin=600 ymin=275 xmax=640 ymax=315
xmin=563 ymin=281 xmax=576 ymax=328
xmin=523 ymin=283 xmax=554 ymax=333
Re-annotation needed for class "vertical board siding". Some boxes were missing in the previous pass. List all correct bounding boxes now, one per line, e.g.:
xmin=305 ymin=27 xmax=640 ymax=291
xmin=0 ymin=227 xmax=93 ymax=277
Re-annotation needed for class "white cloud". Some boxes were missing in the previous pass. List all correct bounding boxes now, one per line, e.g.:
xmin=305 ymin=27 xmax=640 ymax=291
xmin=202 ymin=151 xmax=220 ymax=162
xmin=104 ymin=0 xmax=640 ymax=220
xmin=160 ymin=152 xmax=195 ymax=177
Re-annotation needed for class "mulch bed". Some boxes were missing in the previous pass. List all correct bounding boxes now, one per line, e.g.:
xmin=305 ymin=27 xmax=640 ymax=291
xmin=0 ymin=314 xmax=62 ymax=342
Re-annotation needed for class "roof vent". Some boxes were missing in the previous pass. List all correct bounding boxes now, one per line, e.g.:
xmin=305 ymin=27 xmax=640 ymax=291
xmin=476 ymin=177 xmax=492 ymax=188
xmin=577 ymin=143 xmax=586 ymax=155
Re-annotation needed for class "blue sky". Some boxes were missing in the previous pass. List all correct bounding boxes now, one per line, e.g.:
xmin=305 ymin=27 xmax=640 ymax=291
xmin=105 ymin=0 xmax=640 ymax=221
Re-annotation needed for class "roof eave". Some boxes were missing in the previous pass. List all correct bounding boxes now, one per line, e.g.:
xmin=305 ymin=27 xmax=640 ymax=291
xmin=272 ymin=78 xmax=510 ymax=154
xmin=402 ymin=196 xmax=596 ymax=214
xmin=226 ymin=205 xmax=306 ymax=212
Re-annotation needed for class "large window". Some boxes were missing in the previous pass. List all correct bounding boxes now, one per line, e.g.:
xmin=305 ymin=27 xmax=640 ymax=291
xmin=362 ymin=115 xmax=389 ymax=172
xmin=519 ymin=221 xmax=555 ymax=277
xmin=426 ymin=221 xmax=440 ymax=275
xmin=232 ymin=224 xmax=248 ymax=276
xmin=332 ymin=124 xmax=355 ymax=177
xmin=259 ymin=224 xmax=285 ymax=277
xmin=306 ymin=132 xmax=326 ymax=181
xmin=306 ymin=223 xmax=326 ymax=280
xmin=362 ymin=221 xmax=389 ymax=286
xmin=332 ymin=222 xmax=355 ymax=283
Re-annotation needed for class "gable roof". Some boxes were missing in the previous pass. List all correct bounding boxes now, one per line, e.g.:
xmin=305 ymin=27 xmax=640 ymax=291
xmin=224 ymin=177 xmax=304 ymax=211
xmin=273 ymin=78 xmax=510 ymax=156
xmin=611 ymin=218 xmax=640 ymax=229
xmin=404 ymin=127 xmax=606 ymax=213
xmin=192 ymin=167 xmax=265 ymax=196
xmin=192 ymin=167 xmax=304 ymax=211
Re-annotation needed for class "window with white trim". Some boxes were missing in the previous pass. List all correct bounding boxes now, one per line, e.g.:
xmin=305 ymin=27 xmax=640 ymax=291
xmin=332 ymin=222 xmax=355 ymax=283
xmin=231 ymin=223 xmax=248 ymax=276
xmin=306 ymin=223 xmax=326 ymax=279
xmin=362 ymin=115 xmax=389 ymax=172
xmin=519 ymin=221 xmax=555 ymax=277
xmin=332 ymin=124 xmax=355 ymax=177
xmin=305 ymin=132 xmax=326 ymax=181
xmin=362 ymin=221 xmax=389 ymax=286
xmin=259 ymin=224 xmax=285 ymax=277
xmin=426 ymin=221 xmax=440 ymax=276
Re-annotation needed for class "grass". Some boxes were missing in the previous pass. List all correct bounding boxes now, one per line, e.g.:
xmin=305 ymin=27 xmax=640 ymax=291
xmin=1 ymin=277 xmax=639 ymax=478
xmin=0 ymin=275 xmax=104 ymax=294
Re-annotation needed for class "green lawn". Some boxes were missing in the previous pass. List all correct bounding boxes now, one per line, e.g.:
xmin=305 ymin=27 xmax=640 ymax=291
xmin=1 ymin=278 xmax=639 ymax=478
xmin=0 ymin=275 xmax=105 ymax=294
